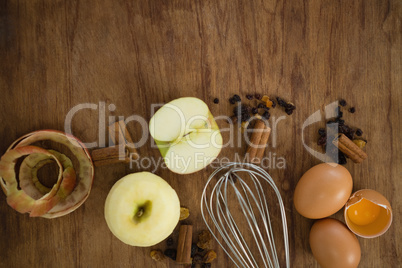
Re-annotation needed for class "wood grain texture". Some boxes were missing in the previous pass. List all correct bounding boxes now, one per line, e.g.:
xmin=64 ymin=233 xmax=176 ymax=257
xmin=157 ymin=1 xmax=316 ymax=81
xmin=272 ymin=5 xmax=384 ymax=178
xmin=0 ymin=0 xmax=401 ymax=267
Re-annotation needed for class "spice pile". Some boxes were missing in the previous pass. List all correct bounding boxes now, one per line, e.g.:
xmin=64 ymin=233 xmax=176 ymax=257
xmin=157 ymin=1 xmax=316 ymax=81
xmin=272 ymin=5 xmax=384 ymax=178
xmin=214 ymin=94 xmax=296 ymax=127
xmin=317 ymin=99 xmax=367 ymax=165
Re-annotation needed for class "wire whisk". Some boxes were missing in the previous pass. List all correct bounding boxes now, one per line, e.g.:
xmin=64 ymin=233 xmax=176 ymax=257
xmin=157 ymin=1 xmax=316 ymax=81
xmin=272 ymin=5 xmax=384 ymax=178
xmin=201 ymin=162 xmax=290 ymax=268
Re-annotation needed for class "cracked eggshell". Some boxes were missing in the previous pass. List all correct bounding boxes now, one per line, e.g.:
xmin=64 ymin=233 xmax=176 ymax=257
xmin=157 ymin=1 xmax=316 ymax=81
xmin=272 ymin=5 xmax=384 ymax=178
xmin=344 ymin=189 xmax=392 ymax=238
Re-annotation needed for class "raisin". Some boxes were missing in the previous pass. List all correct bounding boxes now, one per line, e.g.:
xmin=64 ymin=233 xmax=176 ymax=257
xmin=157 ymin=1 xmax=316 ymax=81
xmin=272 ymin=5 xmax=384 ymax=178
xmin=166 ymin=237 xmax=174 ymax=246
xmin=192 ymin=254 xmax=203 ymax=264
xmin=339 ymin=99 xmax=347 ymax=106
xmin=201 ymin=263 xmax=212 ymax=268
xmin=164 ymin=249 xmax=177 ymax=260
xmin=338 ymin=151 xmax=347 ymax=165
xmin=191 ymin=243 xmax=198 ymax=257
xmin=229 ymin=97 xmax=235 ymax=104
xmin=348 ymin=107 xmax=355 ymax=113
xmin=285 ymin=102 xmax=296 ymax=110
xmin=257 ymin=103 xmax=265 ymax=109
xmin=337 ymin=111 xmax=343 ymax=119
xmin=346 ymin=129 xmax=355 ymax=140
xmin=262 ymin=111 xmax=270 ymax=120
xmin=318 ymin=128 xmax=326 ymax=136
xmin=271 ymin=100 xmax=276 ymax=108
xmin=285 ymin=108 xmax=294 ymax=115
xmin=213 ymin=98 xmax=219 ymax=104
xmin=251 ymin=107 xmax=258 ymax=114
xmin=255 ymin=93 xmax=262 ymax=100
xmin=317 ymin=136 xmax=327 ymax=146
xmin=276 ymin=97 xmax=287 ymax=107
xmin=233 ymin=94 xmax=241 ymax=102
xmin=240 ymin=113 xmax=251 ymax=122
xmin=339 ymin=125 xmax=350 ymax=135
xmin=355 ymin=128 xmax=363 ymax=136
xmin=246 ymin=94 xmax=253 ymax=100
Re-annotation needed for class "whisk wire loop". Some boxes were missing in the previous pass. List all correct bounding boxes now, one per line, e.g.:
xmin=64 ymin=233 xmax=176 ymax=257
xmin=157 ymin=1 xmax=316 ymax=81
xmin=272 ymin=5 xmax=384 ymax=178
xmin=201 ymin=162 xmax=290 ymax=268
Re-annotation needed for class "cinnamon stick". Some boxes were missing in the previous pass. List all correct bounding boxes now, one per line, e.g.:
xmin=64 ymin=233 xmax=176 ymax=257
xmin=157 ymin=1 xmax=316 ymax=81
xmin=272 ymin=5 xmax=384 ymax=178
xmin=246 ymin=120 xmax=271 ymax=164
xmin=109 ymin=120 xmax=139 ymax=159
xmin=91 ymin=146 xmax=129 ymax=167
xmin=176 ymin=225 xmax=193 ymax=264
xmin=92 ymin=120 xmax=139 ymax=166
xmin=332 ymin=134 xmax=367 ymax=163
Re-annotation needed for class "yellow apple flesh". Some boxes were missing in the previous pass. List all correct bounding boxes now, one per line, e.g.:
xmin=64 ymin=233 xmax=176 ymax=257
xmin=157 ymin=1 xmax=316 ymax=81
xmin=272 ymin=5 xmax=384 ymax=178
xmin=149 ymin=97 xmax=222 ymax=174
xmin=104 ymin=172 xmax=180 ymax=247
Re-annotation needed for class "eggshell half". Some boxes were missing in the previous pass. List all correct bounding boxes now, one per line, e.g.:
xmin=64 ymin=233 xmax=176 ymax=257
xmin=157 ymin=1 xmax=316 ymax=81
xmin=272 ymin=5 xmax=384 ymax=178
xmin=344 ymin=189 xmax=393 ymax=238
xmin=309 ymin=218 xmax=361 ymax=268
xmin=294 ymin=163 xmax=353 ymax=219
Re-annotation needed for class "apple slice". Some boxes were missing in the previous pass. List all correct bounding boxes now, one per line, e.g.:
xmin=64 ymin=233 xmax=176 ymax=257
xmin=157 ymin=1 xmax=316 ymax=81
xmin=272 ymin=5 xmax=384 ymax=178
xmin=149 ymin=97 xmax=222 ymax=174
xmin=104 ymin=172 xmax=180 ymax=247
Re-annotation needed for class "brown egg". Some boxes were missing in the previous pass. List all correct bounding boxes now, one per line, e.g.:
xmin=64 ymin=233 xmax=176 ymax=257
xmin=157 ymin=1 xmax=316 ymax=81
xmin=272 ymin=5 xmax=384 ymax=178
xmin=344 ymin=189 xmax=393 ymax=238
xmin=294 ymin=163 xmax=353 ymax=219
xmin=309 ymin=218 xmax=361 ymax=268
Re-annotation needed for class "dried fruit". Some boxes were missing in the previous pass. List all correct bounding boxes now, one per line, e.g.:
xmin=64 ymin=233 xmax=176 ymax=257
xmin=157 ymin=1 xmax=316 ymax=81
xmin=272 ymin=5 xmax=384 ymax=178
xmin=233 ymin=94 xmax=241 ymax=102
xmin=246 ymin=94 xmax=253 ymax=100
xmin=317 ymin=136 xmax=327 ymax=146
xmin=240 ymin=121 xmax=249 ymax=133
xmin=180 ymin=207 xmax=190 ymax=220
xmin=191 ymin=243 xmax=198 ymax=257
xmin=257 ymin=103 xmax=265 ymax=109
xmin=353 ymin=139 xmax=367 ymax=149
xmin=262 ymin=111 xmax=270 ymax=120
xmin=164 ymin=248 xmax=177 ymax=260
xmin=166 ymin=237 xmax=174 ymax=246
xmin=201 ymin=263 xmax=212 ymax=268
xmin=197 ymin=230 xmax=212 ymax=249
xmin=251 ymin=107 xmax=258 ymax=114
xmin=150 ymin=250 xmax=164 ymax=261
xmin=339 ymin=99 xmax=347 ymax=106
xmin=318 ymin=128 xmax=326 ymax=136
xmin=229 ymin=97 xmax=236 ymax=104
xmin=203 ymin=250 xmax=217 ymax=263
xmin=285 ymin=108 xmax=294 ymax=115
xmin=213 ymin=98 xmax=219 ymax=104
xmin=338 ymin=151 xmax=347 ymax=165
xmin=349 ymin=107 xmax=355 ymax=113
xmin=255 ymin=93 xmax=262 ymax=100
xmin=276 ymin=97 xmax=287 ymax=107
xmin=192 ymin=254 xmax=203 ymax=264
xmin=355 ymin=128 xmax=363 ymax=136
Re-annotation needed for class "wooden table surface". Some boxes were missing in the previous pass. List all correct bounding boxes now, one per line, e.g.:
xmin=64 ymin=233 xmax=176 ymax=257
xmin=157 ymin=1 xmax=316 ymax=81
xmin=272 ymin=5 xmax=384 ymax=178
xmin=0 ymin=0 xmax=401 ymax=267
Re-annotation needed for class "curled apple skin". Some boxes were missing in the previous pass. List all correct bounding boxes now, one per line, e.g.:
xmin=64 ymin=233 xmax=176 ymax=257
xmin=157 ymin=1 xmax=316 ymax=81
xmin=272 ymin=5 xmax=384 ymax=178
xmin=0 ymin=130 xmax=94 ymax=218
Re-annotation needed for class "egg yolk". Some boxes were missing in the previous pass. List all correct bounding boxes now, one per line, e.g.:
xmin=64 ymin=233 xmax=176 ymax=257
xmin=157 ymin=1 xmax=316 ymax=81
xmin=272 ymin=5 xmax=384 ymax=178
xmin=347 ymin=198 xmax=381 ymax=226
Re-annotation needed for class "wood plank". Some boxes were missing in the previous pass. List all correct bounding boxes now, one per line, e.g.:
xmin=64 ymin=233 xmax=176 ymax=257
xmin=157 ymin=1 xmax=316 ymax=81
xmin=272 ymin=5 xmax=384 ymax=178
xmin=0 ymin=0 xmax=400 ymax=267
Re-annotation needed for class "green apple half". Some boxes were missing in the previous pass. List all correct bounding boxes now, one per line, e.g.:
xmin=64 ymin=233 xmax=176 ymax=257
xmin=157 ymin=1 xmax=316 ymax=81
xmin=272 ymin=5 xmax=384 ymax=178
xmin=104 ymin=172 xmax=180 ymax=247
xmin=149 ymin=97 xmax=223 ymax=174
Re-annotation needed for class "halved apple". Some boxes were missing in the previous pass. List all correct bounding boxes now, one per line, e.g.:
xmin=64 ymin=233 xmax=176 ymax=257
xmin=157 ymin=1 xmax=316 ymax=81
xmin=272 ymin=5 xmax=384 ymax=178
xmin=149 ymin=97 xmax=222 ymax=174
xmin=104 ymin=172 xmax=180 ymax=247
